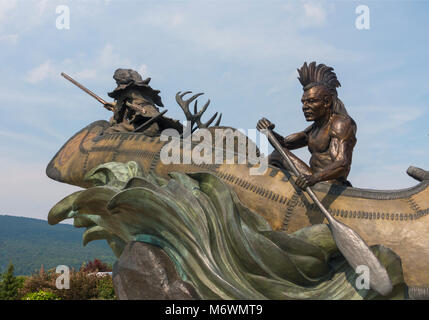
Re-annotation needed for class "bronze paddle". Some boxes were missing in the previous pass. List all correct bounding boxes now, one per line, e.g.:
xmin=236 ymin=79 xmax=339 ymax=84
xmin=263 ymin=128 xmax=393 ymax=296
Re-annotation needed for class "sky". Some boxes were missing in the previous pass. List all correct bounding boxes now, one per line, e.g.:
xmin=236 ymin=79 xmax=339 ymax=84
xmin=0 ymin=0 xmax=428 ymax=221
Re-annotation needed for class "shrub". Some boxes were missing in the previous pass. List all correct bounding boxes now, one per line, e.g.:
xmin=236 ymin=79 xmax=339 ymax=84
xmin=18 ymin=267 xmax=57 ymax=299
xmin=96 ymin=275 xmax=116 ymax=300
xmin=22 ymin=290 xmax=61 ymax=300
xmin=19 ymin=263 xmax=116 ymax=300
xmin=59 ymin=270 xmax=99 ymax=300
xmin=80 ymin=259 xmax=112 ymax=273
xmin=19 ymin=269 xmax=98 ymax=300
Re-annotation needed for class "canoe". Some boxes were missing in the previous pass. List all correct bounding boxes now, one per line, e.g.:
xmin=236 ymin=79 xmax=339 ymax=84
xmin=46 ymin=120 xmax=429 ymax=288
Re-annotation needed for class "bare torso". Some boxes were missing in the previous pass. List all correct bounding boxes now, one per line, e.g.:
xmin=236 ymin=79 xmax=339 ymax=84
xmin=307 ymin=114 xmax=356 ymax=183
xmin=267 ymin=113 xmax=357 ymax=186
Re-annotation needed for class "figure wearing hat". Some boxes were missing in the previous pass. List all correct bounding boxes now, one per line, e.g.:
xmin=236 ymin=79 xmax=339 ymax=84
xmin=103 ymin=69 xmax=181 ymax=136
xmin=257 ymin=62 xmax=357 ymax=189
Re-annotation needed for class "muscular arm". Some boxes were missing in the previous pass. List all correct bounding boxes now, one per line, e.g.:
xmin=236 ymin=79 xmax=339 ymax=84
xmin=273 ymin=124 xmax=313 ymax=150
xmin=312 ymin=117 xmax=357 ymax=183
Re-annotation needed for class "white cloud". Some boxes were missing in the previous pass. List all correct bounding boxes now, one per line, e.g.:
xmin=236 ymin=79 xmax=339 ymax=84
xmin=0 ymin=33 xmax=18 ymax=44
xmin=135 ymin=1 xmax=358 ymax=64
xmin=0 ymin=0 xmax=113 ymax=41
xmin=24 ymin=44 xmax=145 ymax=85
xmin=0 ymin=0 xmax=52 ymax=37
xmin=0 ymin=129 xmax=57 ymax=150
xmin=25 ymin=61 xmax=58 ymax=84
xmin=100 ymin=43 xmax=131 ymax=68
xmin=19 ymin=118 xmax=67 ymax=142
xmin=282 ymin=0 xmax=330 ymax=28
xmin=0 ymin=158 xmax=80 ymax=221
xmin=35 ymin=0 xmax=48 ymax=16
xmin=137 ymin=64 xmax=148 ymax=78
xmin=74 ymin=69 xmax=97 ymax=80
xmin=0 ymin=88 xmax=70 ymax=107
xmin=171 ymin=13 xmax=185 ymax=28
xmin=267 ymin=85 xmax=283 ymax=96
xmin=303 ymin=2 xmax=327 ymax=25
xmin=0 ymin=0 xmax=17 ymax=28
xmin=353 ymin=105 xmax=425 ymax=136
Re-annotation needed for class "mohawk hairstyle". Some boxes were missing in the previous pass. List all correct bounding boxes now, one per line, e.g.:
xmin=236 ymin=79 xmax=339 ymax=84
xmin=297 ymin=61 xmax=341 ymax=96
xmin=297 ymin=61 xmax=349 ymax=116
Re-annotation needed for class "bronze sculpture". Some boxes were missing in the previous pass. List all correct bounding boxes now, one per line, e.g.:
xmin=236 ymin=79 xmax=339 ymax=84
xmin=48 ymin=161 xmax=406 ymax=299
xmin=257 ymin=62 xmax=357 ymax=190
xmin=47 ymin=64 xmax=429 ymax=299
xmin=103 ymin=68 xmax=166 ymax=135
xmin=62 ymin=69 xmax=184 ymax=136
xmin=261 ymin=127 xmax=392 ymax=296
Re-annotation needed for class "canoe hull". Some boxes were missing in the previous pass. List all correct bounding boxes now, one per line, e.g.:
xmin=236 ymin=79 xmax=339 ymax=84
xmin=47 ymin=121 xmax=429 ymax=288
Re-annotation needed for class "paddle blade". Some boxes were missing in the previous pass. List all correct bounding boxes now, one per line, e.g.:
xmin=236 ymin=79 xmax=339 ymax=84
xmin=330 ymin=218 xmax=393 ymax=296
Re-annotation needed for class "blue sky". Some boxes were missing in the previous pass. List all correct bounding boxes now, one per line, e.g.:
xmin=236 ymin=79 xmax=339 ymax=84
xmin=0 ymin=0 xmax=428 ymax=220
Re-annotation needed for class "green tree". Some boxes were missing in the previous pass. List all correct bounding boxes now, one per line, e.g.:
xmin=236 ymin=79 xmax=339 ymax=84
xmin=0 ymin=262 xmax=20 ymax=300
xmin=22 ymin=290 xmax=61 ymax=300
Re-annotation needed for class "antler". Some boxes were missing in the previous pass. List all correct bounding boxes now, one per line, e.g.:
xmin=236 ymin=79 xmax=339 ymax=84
xmin=175 ymin=91 xmax=222 ymax=132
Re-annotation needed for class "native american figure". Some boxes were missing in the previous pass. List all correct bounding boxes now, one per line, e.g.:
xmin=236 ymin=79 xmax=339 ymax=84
xmin=257 ymin=62 xmax=357 ymax=189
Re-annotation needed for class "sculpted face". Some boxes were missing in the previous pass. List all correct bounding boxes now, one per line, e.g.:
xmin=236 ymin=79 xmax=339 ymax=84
xmin=301 ymin=86 xmax=332 ymax=122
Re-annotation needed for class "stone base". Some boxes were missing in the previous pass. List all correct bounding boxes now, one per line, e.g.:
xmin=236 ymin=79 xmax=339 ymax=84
xmin=113 ymin=241 xmax=200 ymax=300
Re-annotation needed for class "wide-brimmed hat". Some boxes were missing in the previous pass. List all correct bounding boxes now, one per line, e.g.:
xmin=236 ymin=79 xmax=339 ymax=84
xmin=108 ymin=68 xmax=164 ymax=107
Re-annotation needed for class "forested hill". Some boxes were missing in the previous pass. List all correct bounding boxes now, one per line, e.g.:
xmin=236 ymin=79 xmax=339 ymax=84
xmin=0 ymin=215 xmax=116 ymax=275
